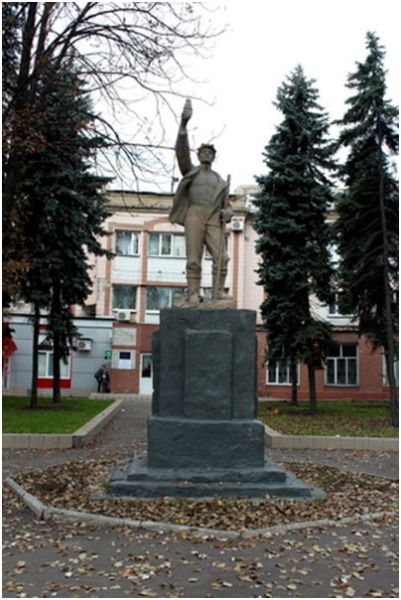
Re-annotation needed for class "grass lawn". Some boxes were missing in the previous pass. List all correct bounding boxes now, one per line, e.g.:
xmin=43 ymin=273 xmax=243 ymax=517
xmin=258 ymin=399 xmax=398 ymax=438
xmin=2 ymin=396 xmax=114 ymax=434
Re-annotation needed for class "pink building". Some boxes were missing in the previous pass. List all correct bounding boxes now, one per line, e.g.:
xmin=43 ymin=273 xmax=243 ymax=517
xmin=83 ymin=187 xmax=395 ymax=400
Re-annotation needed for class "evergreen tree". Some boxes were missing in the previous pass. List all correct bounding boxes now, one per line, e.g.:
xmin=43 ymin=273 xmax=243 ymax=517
xmin=2 ymin=3 xmax=29 ymax=306
xmin=2 ymin=3 xmax=21 ymax=137
xmin=335 ymin=32 xmax=399 ymax=426
xmin=254 ymin=65 xmax=335 ymax=414
xmin=18 ymin=62 xmax=112 ymax=406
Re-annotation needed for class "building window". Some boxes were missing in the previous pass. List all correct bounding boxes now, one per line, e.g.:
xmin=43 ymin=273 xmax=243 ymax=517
xmin=326 ymin=343 xmax=358 ymax=386
xmin=328 ymin=302 xmax=341 ymax=316
xmin=116 ymin=230 xmax=139 ymax=256
xmin=266 ymin=358 xmax=299 ymax=385
xmin=112 ymin=284 xmax=137 ymax=310
xmin=148 ymin=233 xmax=185 ymax=257
xmin=38 ymin=351 xmax=70 ymax=379
xmin=328 ymin=302 xmax=356 ymax=317
xmin=37 ymin=330 xmax=71 ymax=380
xmin=146 ymin=286 xmax=185 ymax=311
xmin=328 ymin=293 xmax=356 ymax=317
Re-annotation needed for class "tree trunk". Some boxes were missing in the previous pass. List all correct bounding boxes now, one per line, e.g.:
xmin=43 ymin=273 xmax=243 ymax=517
xmin=307 ymin=362 xmax=317 ymax=414
xmin=30 ymin=304 xmax=40 ymax=409
xmin=290 ymin=359 xmax=298 ymax=405
xmin=51 ymin=280 xmax=61 ymax=403
xmin=52 ymin=330 xmax=61 ymax=403
xmin=384 ymin=349 xmax=398 ymax=426
xmin=378 ymin=132 xmax=398 ymax=427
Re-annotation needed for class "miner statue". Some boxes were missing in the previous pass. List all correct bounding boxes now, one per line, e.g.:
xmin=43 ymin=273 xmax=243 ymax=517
xmin=169 ymin=99 xmax=234 ymax=307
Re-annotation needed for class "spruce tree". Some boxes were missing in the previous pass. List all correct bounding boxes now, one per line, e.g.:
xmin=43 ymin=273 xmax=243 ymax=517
xmin=18 ymin=62 xmax=112 ymax=406
xmin=254 ymin=65 xmax=335 ymax=414
xmin=335 ymin=32 xmax=399 ymax=426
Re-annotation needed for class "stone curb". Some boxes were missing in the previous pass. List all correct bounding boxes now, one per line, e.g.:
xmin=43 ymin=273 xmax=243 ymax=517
xmin=2 ymin=400 xmax=123 ymax=450
xmin=264 ymin=424 xmax=399 ymax=451
xmin=5 ymin=477 xmax=397 ymax=540
xmin=5 ymin=477 xmax=46 ymax=518
xmin=72 ymin=400 xmax=123 ymax=448
xmin=89 ymin=393 xmax=151 ymax=402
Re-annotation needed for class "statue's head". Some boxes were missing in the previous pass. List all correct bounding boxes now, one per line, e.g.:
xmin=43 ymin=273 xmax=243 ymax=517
xmin=197 ymin=143 xmax=216 ymax=164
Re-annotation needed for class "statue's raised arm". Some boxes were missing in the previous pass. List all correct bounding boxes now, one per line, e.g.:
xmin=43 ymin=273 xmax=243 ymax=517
xmin=175 ymin=99 xmax=193 ymax=175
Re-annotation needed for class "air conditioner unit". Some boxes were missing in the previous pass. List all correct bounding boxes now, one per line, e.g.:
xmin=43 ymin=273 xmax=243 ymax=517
xmin=231 ymin=218 xmax=244 ymax=232
xmin=116 ymin=309 xmax=131 ymax=322
xmin=76 ymin=338 xmax=92 ymax=352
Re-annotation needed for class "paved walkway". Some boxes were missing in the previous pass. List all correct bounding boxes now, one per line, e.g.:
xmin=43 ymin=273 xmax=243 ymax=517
xmin=2 ymin=398 xmax=399 ymax=598
xmin=3 ymin=397 xmax=398 ymax=479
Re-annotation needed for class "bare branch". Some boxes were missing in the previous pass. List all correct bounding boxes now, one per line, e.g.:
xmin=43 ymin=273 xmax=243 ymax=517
xmin=3 ymin=2 xmax=224 ymax=209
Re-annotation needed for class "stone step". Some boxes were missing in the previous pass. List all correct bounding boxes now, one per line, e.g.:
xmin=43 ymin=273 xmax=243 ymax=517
xmin=107 ymin=475 xmax=317 ymax=499
xmin=119 ymin=456 xmax=288 ymax=483
xmin=107 ymin=455 xmax=321 ymax=499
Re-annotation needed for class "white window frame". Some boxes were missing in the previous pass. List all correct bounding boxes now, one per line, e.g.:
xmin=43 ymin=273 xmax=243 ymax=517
xmin=38 ymin=350 xmax=71 ymax=379
xmin=266 ymin=358 xmax=300 ymax=386
xmin=328 ymin=295 xmax=357 ymax=317
xmin=148 ymin=233 xmax=186 ymax=257
xmin=145 ymin=286 xmax=185 ymax=312
xmin=112 ymin=284 xmax=137 ymax=311
xmin=325 ymin=343 xmax=359 ymax=386
xmin=115 ymin=230 xmax=139 ymax=256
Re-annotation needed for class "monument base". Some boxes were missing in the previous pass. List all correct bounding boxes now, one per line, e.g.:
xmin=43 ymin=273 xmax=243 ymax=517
xmin=106 ymin=308 xmax=319 ymax=499
xmin=107 ymin=454 xmax=319 ymax=499
xmin=147 ymin=416 xmax=265 ymax=470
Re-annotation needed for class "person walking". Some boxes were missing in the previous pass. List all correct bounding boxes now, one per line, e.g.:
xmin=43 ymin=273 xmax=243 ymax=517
xmin=94 ymin=364 xmax=110 ymax=393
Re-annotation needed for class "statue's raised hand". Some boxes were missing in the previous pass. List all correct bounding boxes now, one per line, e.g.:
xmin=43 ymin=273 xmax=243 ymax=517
xmin=181 ymin=98 xmax=193 ymax=127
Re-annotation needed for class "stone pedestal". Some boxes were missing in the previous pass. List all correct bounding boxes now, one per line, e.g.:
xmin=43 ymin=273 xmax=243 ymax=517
xmin=108 ymin=309 xmax=315 ymax=498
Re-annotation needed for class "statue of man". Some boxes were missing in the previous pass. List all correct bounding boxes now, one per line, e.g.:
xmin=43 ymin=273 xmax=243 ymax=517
xmin=169 ymin=99 xmax=233 ymax=305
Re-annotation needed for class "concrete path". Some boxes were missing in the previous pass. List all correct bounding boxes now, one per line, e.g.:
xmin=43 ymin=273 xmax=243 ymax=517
xmin=3 ymin=396 xmax=398 ymax=479
xmin=2 ymin=397 xmax=399 ymax=598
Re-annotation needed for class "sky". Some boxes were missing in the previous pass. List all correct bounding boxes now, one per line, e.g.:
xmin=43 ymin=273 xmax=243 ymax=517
xmin=112 ymin=0 xmax=399 ymax=194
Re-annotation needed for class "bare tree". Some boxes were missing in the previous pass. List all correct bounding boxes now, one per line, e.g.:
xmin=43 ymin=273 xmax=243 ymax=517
xmin=3 ymin=2 xmax=223 ymax=215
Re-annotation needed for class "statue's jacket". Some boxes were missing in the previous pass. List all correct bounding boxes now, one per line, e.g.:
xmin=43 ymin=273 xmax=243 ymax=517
xmin=169 ymin=129 xmax=228 ymax=226
xmin=169 ymin=167 xmax=227 ymax=226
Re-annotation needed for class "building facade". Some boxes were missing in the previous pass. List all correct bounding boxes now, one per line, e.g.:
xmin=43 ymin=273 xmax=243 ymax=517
xmin=5 ymin=315 xmax=114 ymax=396
xmin=4 ymin=187 xmax=396 ymax=399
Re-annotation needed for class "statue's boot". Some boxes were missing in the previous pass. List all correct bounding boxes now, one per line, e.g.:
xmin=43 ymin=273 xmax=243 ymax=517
xmin=212 ymin=271 xmax=229 ymax=300
xmin=187 ymin=277 xmax=201 ymax=305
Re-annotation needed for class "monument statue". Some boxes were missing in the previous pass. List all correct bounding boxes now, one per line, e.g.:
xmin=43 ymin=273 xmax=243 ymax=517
xmin=107 ymin=99 xmax=317 ymax=500
xmin=169 ymin=99 xmax=234 ymax=306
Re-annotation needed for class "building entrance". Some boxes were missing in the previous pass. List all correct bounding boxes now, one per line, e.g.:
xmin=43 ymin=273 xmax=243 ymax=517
xmin=139 ymin=353 xmax=153 ymax=395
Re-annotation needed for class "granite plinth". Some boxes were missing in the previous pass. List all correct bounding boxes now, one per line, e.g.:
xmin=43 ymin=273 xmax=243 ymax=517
xmin=108 ymin=455 xmax=316 ymax=499
xmin=147 ymin=416 xmax=265 ymax=470
xmin=153 ymin=309 xmax=258 ymax=420
xmin=108 ymin=308 xmax=317 ymax=499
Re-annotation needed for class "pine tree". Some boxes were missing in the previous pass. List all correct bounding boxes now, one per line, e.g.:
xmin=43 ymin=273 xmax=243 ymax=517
xmin=18 ymin=62 xmax=112 ymax=406
xmin=335 ymin=32 xmax=399 ymax=426
xmin=2 ymin=3 xmax=30 ymax=306
xmin=254 ymin=65 xmax=335 ymax=414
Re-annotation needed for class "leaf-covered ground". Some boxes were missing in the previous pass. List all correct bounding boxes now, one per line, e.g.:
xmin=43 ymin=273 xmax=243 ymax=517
xmin=258 ymin=400 xmax=398 ymax=437
xmin=13 ymin=456 xmax=398 ymax=532
xmin=3 ymin=484 xmax=399 ymax=598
